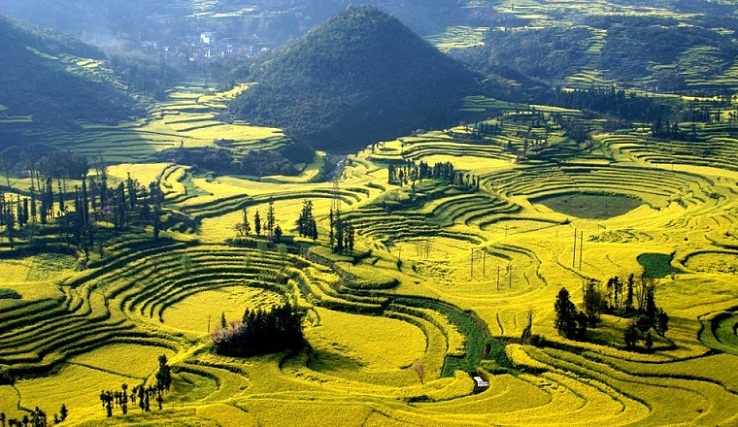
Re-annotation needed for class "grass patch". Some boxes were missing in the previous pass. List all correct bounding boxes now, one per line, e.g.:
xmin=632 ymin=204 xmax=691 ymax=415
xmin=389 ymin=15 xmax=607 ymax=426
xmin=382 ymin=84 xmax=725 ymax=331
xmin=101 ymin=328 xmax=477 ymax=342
xmin=638 ymin=253 xmax=680 ymax=279
xmin=534 ymin=192 xmax=644 ymax=219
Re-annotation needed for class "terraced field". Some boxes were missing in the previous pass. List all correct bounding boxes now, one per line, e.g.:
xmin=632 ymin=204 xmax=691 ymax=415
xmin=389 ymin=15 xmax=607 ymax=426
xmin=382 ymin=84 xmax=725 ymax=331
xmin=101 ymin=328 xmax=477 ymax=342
xmin=3 ymin=87 xmax=738 ymax=426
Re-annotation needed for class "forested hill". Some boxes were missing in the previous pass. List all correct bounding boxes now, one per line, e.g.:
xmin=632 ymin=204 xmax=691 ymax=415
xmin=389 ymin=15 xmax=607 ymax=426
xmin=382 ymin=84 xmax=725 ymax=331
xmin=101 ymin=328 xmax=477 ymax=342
xmin=0 ymin=14 xmax=138 ymax=134
xmin=229 ymin=5 xmax=484 ymax=153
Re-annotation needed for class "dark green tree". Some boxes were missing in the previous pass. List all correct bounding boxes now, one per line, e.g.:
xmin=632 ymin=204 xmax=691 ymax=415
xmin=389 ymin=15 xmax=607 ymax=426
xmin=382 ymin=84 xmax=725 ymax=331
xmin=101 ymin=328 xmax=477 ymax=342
xmin=155 ymin=355 xmax=171 ymax=392
xmin=583 ymin=279 xmax=605 ymax=326
xmin=655 ymin=308 xmax=669 ymax=337
xmin=254 ymin=211 xmax=262 ymax=236
xmin=266 ymin=199 xmax=275 ymax=236
xmin=624 ymin=321 xmax=638 ymax=349
xmin=554 ymin=287 xmax=579 ymax=339
xmin=625 ymin=273 xmax=634 ymax=313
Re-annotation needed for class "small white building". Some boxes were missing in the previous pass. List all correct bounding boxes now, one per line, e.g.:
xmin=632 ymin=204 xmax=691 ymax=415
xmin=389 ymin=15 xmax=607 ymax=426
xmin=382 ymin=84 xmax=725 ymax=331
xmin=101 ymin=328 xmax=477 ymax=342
xmin=472 ymin=375 xmax=489 ymax=393
xmin=200 ymin=32 xmax=215 ymax=45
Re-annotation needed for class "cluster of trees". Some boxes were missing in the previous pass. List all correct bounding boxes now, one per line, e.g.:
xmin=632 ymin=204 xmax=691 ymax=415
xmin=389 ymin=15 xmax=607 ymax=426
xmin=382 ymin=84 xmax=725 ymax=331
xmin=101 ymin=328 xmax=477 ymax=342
xmin=329 ymin=207 xmax=354 ymax=255
xmin=1 ymin=164 xmax=166 ymax=256
xmin=485 ymin=26 xmax=593 ymax=84
xmin=387 ymin=160 xmax=479 ymax=191
xmin=158 ymin=143 xmax=314 ymax=178
xmin=546 ymin=87 xmax=676 ymax=123
xmin=554 ymin=115 xmax=590 ymax=145
xmin=234 ymin=200 xmax=283 ymax=242
xmin=98 ymin=356 xmax=171 ymax=417
xmin=0 ymin=405 xmax=61 ymax=427
xmin=296 ymin=199 xmax=318 ymax=240
xmin=556 ymin=274 xmax=670 ymax=350
xmin=602 ymin=274 xmax=670 ymax=350
xmin=211 ymin=304 xmax=305 ymax=357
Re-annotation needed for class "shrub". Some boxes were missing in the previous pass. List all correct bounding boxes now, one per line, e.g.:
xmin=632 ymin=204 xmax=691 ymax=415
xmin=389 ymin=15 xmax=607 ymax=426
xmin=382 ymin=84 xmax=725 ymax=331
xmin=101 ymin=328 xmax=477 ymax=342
xmin=0 ymin=289 xmax=21 ymax=300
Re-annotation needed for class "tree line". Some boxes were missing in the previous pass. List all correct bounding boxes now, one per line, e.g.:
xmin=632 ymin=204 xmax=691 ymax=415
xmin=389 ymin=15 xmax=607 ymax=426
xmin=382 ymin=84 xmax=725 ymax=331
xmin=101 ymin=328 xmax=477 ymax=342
xmin=234 ymin=199 xmax=284 ymax=242
xmin=0 ymin=405 xmax=64 ymax=427
xmin=98 ymin=355 xmax=172 ymax=418
xmin=388 ymin=160 xmax=480 ymax=191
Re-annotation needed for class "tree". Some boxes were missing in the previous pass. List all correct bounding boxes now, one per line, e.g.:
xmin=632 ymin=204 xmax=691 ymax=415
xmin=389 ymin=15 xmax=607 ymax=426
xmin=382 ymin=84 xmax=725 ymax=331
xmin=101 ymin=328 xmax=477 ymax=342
xmin=297 ymin=199 xmax=317 ymax=239
xmin=254 ymin=211 xmax=261 ymax=236
xmin=625 ymin=273 xmax=634 ymax=313
xmin=59 ymin=404 xmax=68 ymax=422
xmin=242 ymin=209 xmax=251 ymax=235
xmin=655 ymin=308 xmax=669 ymax=337
xmin=634 ymin=275 xmax=653 ymax=312
xmin=624 ymin=321 xmax=638 ymax=349
xmin=554 ymin=287 xmax=580 ymax=339
xmin=645 ymin=285 xmax=657 ymax=322
xmin=635 ymin=314 xmax=653 ymax=335
xmin=274 ymin=225 xmax=283 ymax=241
xmin=266 ymin=199 xmax=275 ymax=235
xmin=645 ymin=332 xmax=653 ymax=351
xmin=155 ymin=355 xmax=172 ymax=392
xmin=583 ymin=279 xmax=605 ymax=326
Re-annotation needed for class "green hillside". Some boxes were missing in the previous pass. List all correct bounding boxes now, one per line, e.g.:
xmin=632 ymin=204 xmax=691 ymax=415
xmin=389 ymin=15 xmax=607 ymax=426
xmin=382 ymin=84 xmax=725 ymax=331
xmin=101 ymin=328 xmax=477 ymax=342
xmin=0 ymin=14 xmax=138 ymax=138
xmin=470 ymin=1 xmax=738 ymax=92
xmin=229 ymin=6 xmax=485 ymax=153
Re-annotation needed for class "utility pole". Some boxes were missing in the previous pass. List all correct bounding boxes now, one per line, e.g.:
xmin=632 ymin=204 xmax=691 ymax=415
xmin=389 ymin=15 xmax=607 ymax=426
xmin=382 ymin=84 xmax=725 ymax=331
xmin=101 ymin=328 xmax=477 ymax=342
xmin=497 ymin=266 xmax=500 ymax=291
xmin=207 ymin=315 xmax=211 ymax=334
xmin=470 ymin=248 xmax=474 ymax=278
xmin=482 ymin=250 xmax=486 ymax=277
xmin=572 ymin=228 xmax=577 ymax=268
xmin=508 ymin=264 xmax=513 ymax=288
xmin=579 ymin=230 xmax=584 ymax=270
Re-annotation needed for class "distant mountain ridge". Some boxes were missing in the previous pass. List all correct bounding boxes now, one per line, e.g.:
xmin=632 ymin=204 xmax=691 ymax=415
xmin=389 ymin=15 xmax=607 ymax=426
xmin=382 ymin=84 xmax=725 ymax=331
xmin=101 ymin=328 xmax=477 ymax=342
xmin=229 ymin=5 xmax=484 ymax=153
xmin=0 ymin=14 xmax=138 ymax=134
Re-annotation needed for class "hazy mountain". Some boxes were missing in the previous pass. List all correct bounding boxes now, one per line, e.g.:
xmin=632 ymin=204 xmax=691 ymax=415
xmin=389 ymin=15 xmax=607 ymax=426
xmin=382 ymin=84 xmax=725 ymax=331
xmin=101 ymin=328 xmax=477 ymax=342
xmin=0 ymin=0 xmax=466 ymax=46
xmin=0 ymin=14 xmax=138 ymax=132
xmin=229 ymin=6 xmax=484 ymax=153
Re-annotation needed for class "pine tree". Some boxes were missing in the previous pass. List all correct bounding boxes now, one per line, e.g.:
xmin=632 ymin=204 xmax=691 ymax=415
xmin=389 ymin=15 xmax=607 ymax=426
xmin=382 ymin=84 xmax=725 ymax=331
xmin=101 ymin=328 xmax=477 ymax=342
xmin=655 ymin=308 xmax=669 ymax=337
xmin=625 ymin=273 xmax=634 ymax=313
xmin=583 ymin=279 xmax=604 ymax=326
xmin=155 ymin=355 xmax=171 ymax=392
xmin=266 ymin=199 xmax=275 ymax=235
xmin=254 ymin=211 xmax=262 ymax=236
xmin=624 ymin=321 xmax=638 ymax=349
xmin=554 ymin=287 xmax=579 ymax=339
xmin=242 ymin=208 xmax=251 ymax=235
